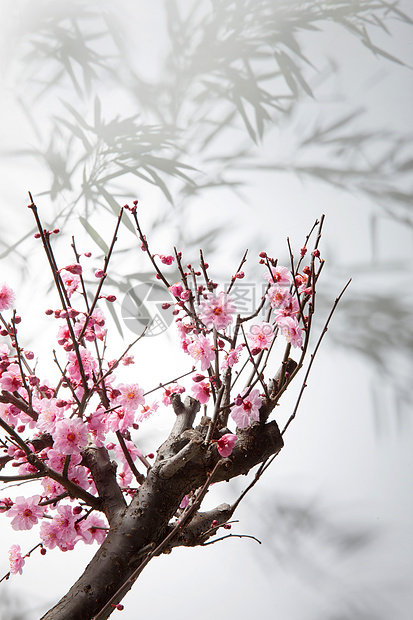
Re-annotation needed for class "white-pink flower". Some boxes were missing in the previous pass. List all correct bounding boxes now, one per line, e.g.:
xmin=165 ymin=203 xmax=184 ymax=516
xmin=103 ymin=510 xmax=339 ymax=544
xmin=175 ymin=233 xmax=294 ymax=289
xmin=115 ymin=383 xmax=145 ymax=412
xmin=273 ymin=295 xmax=300 ymax=320
xmin=40 ymin=520 xmax=60 ymax=549
xmin=86 ymin=407 xmax=106 ymax=447
xmin=230 ymin=389 xmax=262 ymax=429
xmin=118 ymin=468 xmax=133 ymax=487
xmin=76 ymin=513 xmax=107 ymax=545
xmin=216 ymin=433 xmax=237 ymax=457
xmin=46 ymin=448 xmax=82 ymax=473
xmin=35 ymin=397 xmax=63 ymax=434
xmin=67 ymin=346 xmax=97 ymax=382
xmin=187 ymin=334 xmax=215 ymax=371
xmin=40 ymin=505 xmax=77 ymax=550
xmin=41 ymin=476 xmax=66 ymax=499
xmin=264 ymin=265 xmax=291 ymax=286
xmin=0 ymin=283 xmax=15 ymax=310
xmin=247 ymin=322 xmax=274 ymax=352
xmin=0 ymin=363 xmax=22 ymax=391
xmin=276 ymin=315 xmax=304 ymax=348
xmin=0 ymin=342 xmax=10 ymax=357
xmin=6 ymin=495 xmax=45 ymax=531
xmin=53 ymin=504 xmax=77 ymax=540
xmin=266 ymin=285 xmax=292 ymax=309
xmin=191 ymin=381 xmax=211 ymax=404
xmin=137 ymin=400 xmax=159 ymax=423
xmin=61 ymin=272 xmax=80 ymax=298
xmin=53 ymin=417 xmax=88 ymax=455
xmin=105 ymin=407 xmax=135 ymax=433
xmin=162 ymin=384 xmax=185 ymax=406
xmin=199 ymin=292 xmax=236 ymax=330
xmin=221 ymin=344 xmax=244 ymax=370
xmin=8 ymin=544 xmax=25 ymax=575
xmin=0 ymin=402 xmax=19 ymax=426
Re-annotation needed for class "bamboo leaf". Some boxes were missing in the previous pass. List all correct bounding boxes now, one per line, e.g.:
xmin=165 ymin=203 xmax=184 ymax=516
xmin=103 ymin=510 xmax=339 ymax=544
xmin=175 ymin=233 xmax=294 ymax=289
xmin=79 ymin=216 xmax=109 ymax=254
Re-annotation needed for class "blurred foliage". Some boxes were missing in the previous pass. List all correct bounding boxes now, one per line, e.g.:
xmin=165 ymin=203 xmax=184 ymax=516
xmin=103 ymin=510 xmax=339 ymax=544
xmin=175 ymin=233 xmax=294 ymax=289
xmin=251 ymin=494 xmax=391 ymax=620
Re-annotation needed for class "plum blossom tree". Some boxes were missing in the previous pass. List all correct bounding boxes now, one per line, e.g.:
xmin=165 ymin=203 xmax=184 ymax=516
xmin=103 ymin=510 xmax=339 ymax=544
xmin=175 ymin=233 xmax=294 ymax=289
xmin=0 ymin=195 xmax=348 ymax=619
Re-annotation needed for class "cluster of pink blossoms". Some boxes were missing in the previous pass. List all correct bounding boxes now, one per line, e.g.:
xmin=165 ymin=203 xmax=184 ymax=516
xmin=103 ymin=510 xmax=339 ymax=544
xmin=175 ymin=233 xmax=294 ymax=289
xmin=265 ymin=266 xmax=304 ymax=349
xmin=0 ymin=274 xmax=160 ymax=577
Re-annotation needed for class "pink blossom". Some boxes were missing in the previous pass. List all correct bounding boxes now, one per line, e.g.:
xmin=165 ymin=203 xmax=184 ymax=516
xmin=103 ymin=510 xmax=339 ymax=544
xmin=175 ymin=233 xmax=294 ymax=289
xmin=53 ymin=417 xmax=88 ymax=455
xmin=8 ymin=544 xmax=25 ymax=575
xmin=264 ymin=265 xmax=291 ymax=286
xmin=175 ymin=319 xmax=194 ymax=340
xmin=0 ymin=402 xmax=19 ymax=426
xmin=56 ymin=325 xmax=70 ymax=346
xmin=191 ymin=381 xmax=211 ymax=404
xmin=122 ymin=355 xmax=135 ymax=366
xmin=63 ymin=263 xmax=82 ymax=275
xmin=221 ymin=344 xmax=244 ymax=369
xmin=169 ymin=282 xmax=183 ymax=298
xmin=295 ymin=273 xmax=308 ymax=290
xmin=115 ymin=383 xmax=145 ymax=412
xmin=180 ymin=495 xmax=189 ymax=509
xmin=113 ymin=439 xmax=142 ymax=465
xmin=35 ymin=398 xmax=63 ymax=434
xmin=0 ymin=283 xmax=15 ymax=310
xmin=187 ymin=334 xmax=215 ymax=371
xmin=74 ymin=310 xmax=106 ymax=342
xmin=76 ymin=513 xmax=107 ymax=545
xmin=41 ymin=505 xmax=77 ymax=550
xmin=68 ymin=465 xmax=91 ymax=491
xmin=216 ymin=433 xmax=237 ymax=457
xmin=46 ymin=448 xmax=82 ymax=473
xmin=0 ymin=363 xmax=22 ymax=391
xmin=247 ymin=322 xmax=274 ymax=351
xmin=39 ymin=520 xmax=60 ymax=549
xmin=105 ymin=407 xmax=135 ymax=433
xmin=41 ymin=476 xmax=66 ymax=499
xmin=67 ymin=346 xmax=97 ymax=382
xmin=0 ymin=341 xmax=10 ymax=357
xmin=137 ymin=400 xmax=159 ymax=422
xmin=199 ymin=292 xmax=236 ymax=330
xmin=86 ymin=407 xmax=106 ymax=447
xmin=266 ymin=285 xmax=292 ymax=309
xmin=61 ymin=272 xmax=80 ymax=298
xmin=17 ymin=461 xmax=38 ymax=477
xmin=118 ymin=468 xmax=133 ymax=487
xmin=276 ymin=316 xmax=304 ymax=348
xmin=230 ymin=389 xmax=262 ymax=429
xmin=7 ymin=495 xmax=45 ymax=531
xmin=162 ymin=384 xmax=185 ymax=406
xmin=159 ymin=255 xmax=174 ymax=265
xmin=273 ymin=296 xmax=300 ymax=320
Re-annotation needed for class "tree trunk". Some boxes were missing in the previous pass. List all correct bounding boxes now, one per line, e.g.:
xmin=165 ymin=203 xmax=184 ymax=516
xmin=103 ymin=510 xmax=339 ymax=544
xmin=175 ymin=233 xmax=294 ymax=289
xmin=40 ymin=397 xmax=283 ymax=620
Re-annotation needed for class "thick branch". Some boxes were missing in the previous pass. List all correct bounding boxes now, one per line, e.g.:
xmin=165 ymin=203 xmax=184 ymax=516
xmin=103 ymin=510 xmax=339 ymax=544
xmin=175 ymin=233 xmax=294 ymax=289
xmin=81 ymin=446 xmax=126 ymax=524
xmin=165 ymin=503 xmax=233 ymax=549
xmin=40 ymin=419 xmax=283 ymax=620
xmin=170 ymin=394 xmax=200 ymax=437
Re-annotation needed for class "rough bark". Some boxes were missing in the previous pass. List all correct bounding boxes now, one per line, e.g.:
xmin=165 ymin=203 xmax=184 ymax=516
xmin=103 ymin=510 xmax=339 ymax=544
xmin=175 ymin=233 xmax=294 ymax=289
xmin=40 ymin=396 xmax=283 ymax=620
